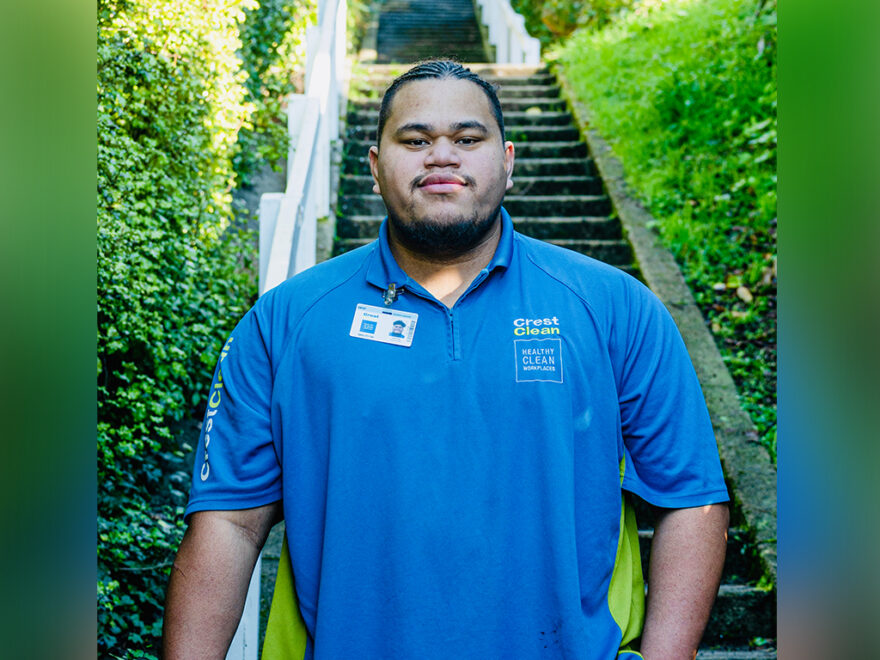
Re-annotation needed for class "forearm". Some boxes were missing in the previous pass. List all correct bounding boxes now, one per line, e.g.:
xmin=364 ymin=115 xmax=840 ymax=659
xmin=640 ymin=503 xmax=729 ymax=660
xmin=162 ymin=504 xmax=281 ymax=659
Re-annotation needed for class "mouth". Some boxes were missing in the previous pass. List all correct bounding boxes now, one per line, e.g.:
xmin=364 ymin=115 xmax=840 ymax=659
xmin=416 ymin=173 xmax=468 ymax=194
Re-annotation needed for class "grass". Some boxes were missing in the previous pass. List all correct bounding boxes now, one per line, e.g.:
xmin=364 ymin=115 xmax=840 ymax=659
xmin=554 ymin=0 xmax=777 ymax=460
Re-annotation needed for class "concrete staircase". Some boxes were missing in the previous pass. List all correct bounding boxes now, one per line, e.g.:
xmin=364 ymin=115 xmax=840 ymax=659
xmin=333 ymin=61 xmax=777 ymax=658
xmin=373 ymin=0 xmax=489 ymax=63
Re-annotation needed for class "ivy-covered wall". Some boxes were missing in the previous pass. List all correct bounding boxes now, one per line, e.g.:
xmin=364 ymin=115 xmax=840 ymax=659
xmin=97 ymin=0 xmax=313 ymax=655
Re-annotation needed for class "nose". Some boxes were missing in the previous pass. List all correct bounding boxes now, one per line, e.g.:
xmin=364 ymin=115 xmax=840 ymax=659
xmin=424 ymin=138 xmax=461 ymax=168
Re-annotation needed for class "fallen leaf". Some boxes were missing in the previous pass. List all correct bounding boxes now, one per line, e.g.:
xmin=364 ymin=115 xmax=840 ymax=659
xmin=736 ymin=286 xmax=754 ymax=303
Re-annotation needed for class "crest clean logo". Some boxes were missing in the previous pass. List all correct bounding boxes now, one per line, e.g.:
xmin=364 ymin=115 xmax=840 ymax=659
xmin=513 ymin=316 xmax=560 ymax=336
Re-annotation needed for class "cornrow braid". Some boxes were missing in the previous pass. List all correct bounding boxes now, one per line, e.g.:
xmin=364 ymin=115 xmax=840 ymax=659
xmin=376 ymin=60 xmax=505 ymax=145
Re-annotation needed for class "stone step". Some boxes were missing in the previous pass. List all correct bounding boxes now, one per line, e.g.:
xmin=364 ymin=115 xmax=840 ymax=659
xmin=359 ymin=63 xmax=549 ymax=77
xmin=506 ymin=126 xmax=580 ymax=142
xmin=342 ymin=155 xmax=595 ymax=178
xmin=351 ymin=97 xmax=568 ymax=112
xmin=544 ymin=239 xmax=633 ymax=265
xmin=379 ymin=9 xmax=475 ymax=17
xmin=507 ymin=158 xmax=597 ymax=177
xmin=334 ymin=236 xmax=636 ymax=269
xmin=505 ymin=141 xmax=587 ymax=158
xmin=348 ymin=109 xmax=575 ymax=127
xmin=337 ymin=215 xmax=623 ymax=240
xmin=505 ymin=97 xmax=568 ymax=111
xmin=339 ymin=193 xmax=611 ymax=217
xmin=702 ymin=584 xmax=776 ymax=645
xmin=502 ymin=194 xmax=612 ymax=216
xmin=638 ymin=528 xmax=761 ymax=585
xmin=345 ymin=124 xmax=581 ymax=143
xmin=375 ymin=0 xmax=488 ymax=64
xmin=374 ymin=45 xmax=486 ymax=66
xmin=361 ymin=73 xmax=557 ymax=88
xmin=339 ymin=174 xmax=603 ymax=196
xmin=696 ymin=650 xmax=777 ymax=659
xmin=357 ymin=77 xmax=560 ymax=105
xmin=497 ymin=85 xmax=561 ymax=98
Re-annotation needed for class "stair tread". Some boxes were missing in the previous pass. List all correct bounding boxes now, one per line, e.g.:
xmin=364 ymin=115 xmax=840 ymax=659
xmin=348 ymin=110 xmax=575 ymax=125
xmin=696 ymin=651 xmax=777 ymax=659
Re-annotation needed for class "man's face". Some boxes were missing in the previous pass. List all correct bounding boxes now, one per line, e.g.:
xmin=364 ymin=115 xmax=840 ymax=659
xmin=369 ymin=78 xmax=514 ymax=258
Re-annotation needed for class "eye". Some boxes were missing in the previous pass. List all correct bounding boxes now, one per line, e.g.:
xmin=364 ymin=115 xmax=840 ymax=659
xmin=403 ymin=138 xmax=429 ymax=147
xmin=457 ymin=136 xmax=480 ymax=146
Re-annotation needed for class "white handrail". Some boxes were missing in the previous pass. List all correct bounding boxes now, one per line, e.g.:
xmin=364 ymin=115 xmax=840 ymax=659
xmin=259 ymin=0 xmax=346 ymax=297
xmin=232 ymin=0 xmax=346 ymax=657
xmin=475 ymin=0 xmax=541 ymax=64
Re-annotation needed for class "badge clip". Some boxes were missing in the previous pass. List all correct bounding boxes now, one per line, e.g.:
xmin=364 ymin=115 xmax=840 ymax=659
xmin=383 ymin=283 xmax=400 ymax=306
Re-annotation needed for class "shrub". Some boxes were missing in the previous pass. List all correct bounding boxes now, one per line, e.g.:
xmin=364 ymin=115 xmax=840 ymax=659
xmin=235 ymin=0 xmax=314 ymax=186
xmin=511 ymin=0 xmax=636 ymax=45
xmin=557 ymin=0 xmax=777 ymax=458
xmin=97 ymin=0 xmax=314 ymax=654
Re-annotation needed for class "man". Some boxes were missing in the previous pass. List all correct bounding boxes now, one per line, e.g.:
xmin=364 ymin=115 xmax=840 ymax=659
xmin=389 ymin=319 xmax=407 ymax=338
xmin=164 ymin=60 xmax=729 ymax=659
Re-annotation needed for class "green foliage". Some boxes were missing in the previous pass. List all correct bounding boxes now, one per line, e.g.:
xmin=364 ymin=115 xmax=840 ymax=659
xmin=235 ymin=0 xmax=315 ymax=186
xmin=557 ymin=0 xmax=777 ymax=458
xmin=346 ymin=0 xmax=372 ymax=54
xmin=512 ymin=0 xmax=635 ymax=45
xmin=97 ymin=0 xmax=314 ymax=654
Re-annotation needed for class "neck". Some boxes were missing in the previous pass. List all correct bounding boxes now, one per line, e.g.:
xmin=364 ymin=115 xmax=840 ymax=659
xmin=388 ymin=218 xmax=502 ymax=308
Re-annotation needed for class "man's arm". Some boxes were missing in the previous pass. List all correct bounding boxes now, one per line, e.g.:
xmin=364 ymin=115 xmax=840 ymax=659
xmin=639 ymin=502 xmax=729 ymax=660
xmin=162 ymin=502 xmax=282 ymax=660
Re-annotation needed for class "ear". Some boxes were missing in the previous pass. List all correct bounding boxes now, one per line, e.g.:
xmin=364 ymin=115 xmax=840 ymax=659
xmin=368 ymin=145 xmax=381 ymax=194
xmin=503 ymin=141 xmax=515 ymax=191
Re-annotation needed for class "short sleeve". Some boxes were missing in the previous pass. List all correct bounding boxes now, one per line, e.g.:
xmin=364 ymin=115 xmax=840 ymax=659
xmin=613 ymin=281 xmax=729 ymax=508
xmin=185 ymin=307 xmax=282 ymax=521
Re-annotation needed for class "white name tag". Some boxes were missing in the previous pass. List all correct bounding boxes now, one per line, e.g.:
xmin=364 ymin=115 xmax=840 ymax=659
xmin=349 ymin=303 xmax=418 ymax=347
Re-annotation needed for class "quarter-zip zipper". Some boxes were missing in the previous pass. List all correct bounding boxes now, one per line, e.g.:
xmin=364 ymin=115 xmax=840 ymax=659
xmin=446 ymin=267 xmax=491 ymax=362
xmin=382 ymin=266 xmax=492 ymax=361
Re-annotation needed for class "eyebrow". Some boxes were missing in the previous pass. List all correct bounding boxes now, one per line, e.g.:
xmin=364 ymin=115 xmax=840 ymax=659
xmin=393 ymin=123 xmax=433 ymax=137
xmin=393 ymin=120 xmax=491 ymax=138
xmin=451 ymin=120 xmax=490 ymax=135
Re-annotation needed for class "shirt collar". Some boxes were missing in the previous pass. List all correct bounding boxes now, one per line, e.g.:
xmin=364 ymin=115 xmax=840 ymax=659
xmin=365 ymin=206 xmax=515 ymax=291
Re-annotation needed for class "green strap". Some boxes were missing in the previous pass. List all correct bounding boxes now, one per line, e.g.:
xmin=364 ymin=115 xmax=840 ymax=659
xmin=260 ymin=536 xmax=308 ymax=660
xmin=608 ymin=457 xmax=645 ymax=651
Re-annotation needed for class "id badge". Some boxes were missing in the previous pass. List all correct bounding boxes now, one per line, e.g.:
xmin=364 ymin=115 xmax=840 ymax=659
xmin=349 ymin=303 xmax=418 ymax=347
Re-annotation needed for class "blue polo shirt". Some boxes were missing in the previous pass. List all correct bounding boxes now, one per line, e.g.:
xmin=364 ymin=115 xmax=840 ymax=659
xmin=186 ymin=208 xmax=729 ymax=659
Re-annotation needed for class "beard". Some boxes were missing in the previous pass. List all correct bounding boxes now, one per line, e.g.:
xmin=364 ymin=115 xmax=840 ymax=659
xmin=387 ymin=179 xmax=504 ymax=259
xmin=388 ymin=205 xmax=502 ymax=259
